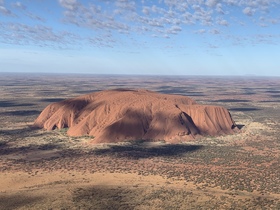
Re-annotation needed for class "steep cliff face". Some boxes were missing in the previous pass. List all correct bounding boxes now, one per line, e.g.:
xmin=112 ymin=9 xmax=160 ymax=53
xmin=34 ymin=89 xmax=238 ymax=143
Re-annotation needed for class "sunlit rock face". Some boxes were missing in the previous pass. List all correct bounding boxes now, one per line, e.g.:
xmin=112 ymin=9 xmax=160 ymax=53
xmin=34 ymin=89 xmax=238 ymax=143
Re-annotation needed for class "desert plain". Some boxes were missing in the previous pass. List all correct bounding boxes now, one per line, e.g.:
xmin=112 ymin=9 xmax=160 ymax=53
xmin=0 ymin=73 xmax=279 ymax=209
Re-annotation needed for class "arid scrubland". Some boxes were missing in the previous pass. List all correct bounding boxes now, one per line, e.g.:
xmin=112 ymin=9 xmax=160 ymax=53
xmin=0 ymin=74 xmax=279 ymax=209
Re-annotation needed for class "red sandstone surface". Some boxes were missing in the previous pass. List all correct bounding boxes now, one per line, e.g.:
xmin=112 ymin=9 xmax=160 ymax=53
xmin=34 ymin=89 xmax=237 ymax=143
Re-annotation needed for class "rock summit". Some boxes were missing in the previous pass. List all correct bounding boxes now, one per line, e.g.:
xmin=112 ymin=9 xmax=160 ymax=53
xmin=34 ymin=89 xmax=238 ymax=143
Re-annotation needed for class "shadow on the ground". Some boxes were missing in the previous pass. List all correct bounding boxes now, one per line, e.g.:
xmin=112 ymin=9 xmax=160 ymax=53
xmin=270 ymin=94 xmax=280 ymax=98
xmin=0 ymin=140 xmax=61 ymax=156
xmin=158 ymin=88 xmax=205 ymax=97
xmin=0 ymin=110 xmax=41 ymax=116
xmin=72 ymin=186 xmax=139 ymax=210
xmin=91 ymin=141 xmax=203 ymax=159
xmin=229 ymin=107 xmax=261 ymax=112
xmin=0 ymin=141 xmax=7 ymax=147
xmin=74 ymin=89 xmax=101 ymax=94
xmin=0 ymin=126 xmax=42 ymax=138
xmin=241 ymin=92 xmax=255 ymax=95
xmin=0 ymin=100 xmax=36 ymax=108
xmin=259 ymin=100 xmax=280 ymax=103
xmin=265 ymin=90 xmax=280 ymax=94
xmin=40 ymin=98 xmax=65 ymax=103
xmin=0 ymin=194 xmax=44 ymax=210
xmin=212 ymin=99 xmax=251 ymax=103
xmin=72 ymin=185 xmax=201 ymax=209
xmin=236 ymin=124 xmax=245 ymax=129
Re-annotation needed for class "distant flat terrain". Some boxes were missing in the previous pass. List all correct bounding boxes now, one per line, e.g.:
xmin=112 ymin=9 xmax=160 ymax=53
xmin=0 ymin=73 xmax=280 ymax=209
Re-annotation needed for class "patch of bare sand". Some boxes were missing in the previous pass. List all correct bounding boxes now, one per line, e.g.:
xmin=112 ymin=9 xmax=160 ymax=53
xmin=0 ymin=171 xmax=184 ymax=193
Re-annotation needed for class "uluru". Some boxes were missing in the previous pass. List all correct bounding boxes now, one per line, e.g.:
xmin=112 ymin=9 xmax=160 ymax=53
xmin=34 ymin=89 xmax=238 ymax=143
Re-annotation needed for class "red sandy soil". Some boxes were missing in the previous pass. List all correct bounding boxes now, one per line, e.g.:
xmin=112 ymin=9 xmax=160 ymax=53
xmin=34 ymin=89 xmax=238 ymax=143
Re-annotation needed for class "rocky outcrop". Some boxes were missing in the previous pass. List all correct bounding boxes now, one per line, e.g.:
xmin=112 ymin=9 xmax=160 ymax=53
xmin=34 ymin=89 xmax=238 ymax=143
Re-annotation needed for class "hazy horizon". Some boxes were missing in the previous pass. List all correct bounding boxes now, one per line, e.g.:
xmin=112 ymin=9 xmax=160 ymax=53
xmin=1 ymin=0 xmax=280 ymax=76
xmin=2 ymin=71 xmax=280 ymax=79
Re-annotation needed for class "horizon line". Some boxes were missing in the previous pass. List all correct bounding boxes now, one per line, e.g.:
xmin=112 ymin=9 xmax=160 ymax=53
xmin=0 ymin=71 xmax=280 ymax=78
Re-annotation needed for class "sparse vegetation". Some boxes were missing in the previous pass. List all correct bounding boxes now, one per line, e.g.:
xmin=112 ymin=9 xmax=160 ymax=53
xmin=0 ymin=74 xmax=279 ymax=209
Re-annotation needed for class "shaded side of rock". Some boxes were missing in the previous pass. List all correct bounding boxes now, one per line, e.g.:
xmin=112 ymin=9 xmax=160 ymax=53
xmin=34 ymin=89 xmax=237 ymax=144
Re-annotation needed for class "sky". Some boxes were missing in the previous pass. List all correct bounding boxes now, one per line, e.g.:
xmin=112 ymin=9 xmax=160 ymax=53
xmin=0 ymin=0 xmax=280 ymax=76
